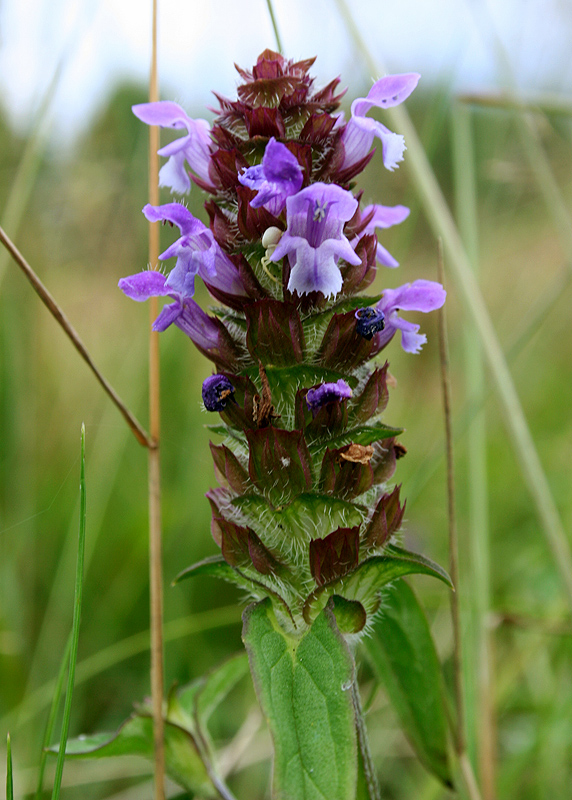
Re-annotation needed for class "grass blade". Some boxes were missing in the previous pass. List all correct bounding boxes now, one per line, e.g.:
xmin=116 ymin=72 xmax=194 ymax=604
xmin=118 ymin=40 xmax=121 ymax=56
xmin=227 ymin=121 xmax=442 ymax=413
xmin=34 ymin=635 xmax=72 ymax=800
xmin=6 ymin=733 xmax=14 ymax=800
xmin=50 ymin=425 xmax=87 ymax=800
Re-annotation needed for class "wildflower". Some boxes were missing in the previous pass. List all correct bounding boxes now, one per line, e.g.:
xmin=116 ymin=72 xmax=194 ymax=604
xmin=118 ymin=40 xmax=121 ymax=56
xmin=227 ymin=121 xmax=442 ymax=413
xmin=238 ymin=137 xmax=304 ymax=215
xmin=132 ymin=101 xmax=213 ymax=194
xmin=121 ymin=51 xmax=448 ymax=636
xmin=375 ymin=280 xmax=447 ymax=353
xmin=270 ymin=183 xmax=361 ymax=297
xmin=341 ymin=73 xmax=420 ymax=171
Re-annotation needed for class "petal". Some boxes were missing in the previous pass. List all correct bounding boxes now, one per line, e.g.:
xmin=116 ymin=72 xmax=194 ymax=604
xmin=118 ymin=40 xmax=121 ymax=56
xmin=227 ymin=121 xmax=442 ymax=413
xmin=132 ymin=100 xmax=191 ymax=128
xmin=152 ymin=300 xmax=183 ymax=331
xmin=351 ymin=73 xmax=421 ymax=117
xmin=143 ymin=203 xmax=206 ymax=236
xmin=376 ymin=241 xmax=399 ymax=268
xmin=381 ymin=280 xmax=446 ymax=314
xmin=118 ymin=271 xmax=170 ymax=301
xmin=287 ymin=241 xmax=343 ymax=298
xmin=362 ymin=203 xmax=410 ymax=230
xmin=158 ymin=153 xmax=191 ymax=195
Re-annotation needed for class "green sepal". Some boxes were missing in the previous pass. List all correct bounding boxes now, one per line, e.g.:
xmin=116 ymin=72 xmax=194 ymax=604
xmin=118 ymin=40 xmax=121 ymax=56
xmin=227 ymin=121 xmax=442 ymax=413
xmin=303 ymin=547 xmax=453 ymax=623
xmin=363 ymin=581 xmax=454 ymax=787
xmin=242 ymin=597 xmax=358 ymax=800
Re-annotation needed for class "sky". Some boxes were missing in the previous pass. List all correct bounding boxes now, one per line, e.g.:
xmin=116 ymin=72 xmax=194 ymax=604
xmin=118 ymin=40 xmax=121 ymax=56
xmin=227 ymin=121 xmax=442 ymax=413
xmin=0 ymin=0 xmax=571 ymax=142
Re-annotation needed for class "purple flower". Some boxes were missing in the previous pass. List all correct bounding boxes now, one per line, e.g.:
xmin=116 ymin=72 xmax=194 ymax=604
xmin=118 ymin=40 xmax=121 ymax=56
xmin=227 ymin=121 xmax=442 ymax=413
xmin=238 ymin=137 xmax=303 ymax=215
xmin=357 ymin=204 xmax=410 ymax=267
xmin=375 ymin=280 xmax=446 ymax=353
xmin=202 ymin=375 xmax=235 ymax=412
xmin=341 ymin=73 xmax=420 ymax=172
xmin=306 ymin=380 xmax=352 ymax=414
xmin=132 ymin=101 xmax=214 ymax=194
xmin=143 ymin=203 xmax=247 ymax=298
xmin=355 ymin=307 xmax=385 ymax=339
xmin=118 ymin=270 xmax=220 ymax=352
xmin=270 ymin=183 xmax=361 ymax=298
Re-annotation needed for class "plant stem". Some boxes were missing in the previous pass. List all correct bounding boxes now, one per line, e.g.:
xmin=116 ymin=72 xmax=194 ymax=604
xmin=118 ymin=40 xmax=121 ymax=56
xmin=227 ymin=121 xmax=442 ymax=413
xmin=452 ymin=103 xmax=496 ymax=799
xmin=147 ymin=2 xmax=165 ymax=798
xmin=265 ymin=0 xmax=283 ymax=53
xmin=50 ymin=425 xmax=87 ymax=800
xmin=0 ymin=225 xmax=153 ymax=449
xmin=437 ymin=245 xmax=484 ymax=800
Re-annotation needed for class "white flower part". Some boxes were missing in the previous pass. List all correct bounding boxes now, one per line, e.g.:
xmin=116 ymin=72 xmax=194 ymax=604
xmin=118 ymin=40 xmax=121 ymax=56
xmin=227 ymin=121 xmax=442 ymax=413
xmin=261 ymin=226 xmax=284 ymax=274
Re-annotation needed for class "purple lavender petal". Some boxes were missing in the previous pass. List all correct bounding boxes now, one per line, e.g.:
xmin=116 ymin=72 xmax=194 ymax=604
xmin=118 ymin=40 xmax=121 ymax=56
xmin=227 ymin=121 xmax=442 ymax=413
xmin=153 ymin=300 xmax=184 ymax=332
xmin=341 ymin=73 xmax=419 ymax=172
xmin=306 ymin=380 xmax=352 ymax=412
xmin=356 ymin=203 xmax=410 ymax=267
xmin=271 ymin=184 xmax=360 ymax=297
xmin=352 ymin=74 xmax=420 ymax=117
xmin=380 ymin=280 xmax=446 ymax=313
xmin=132 ymin=101 xmax=190 ymax=127
xmin=375 ymin=280 xmax=446 ymax=353
xmin=173 ymin=300 xmax=220 ymax=351
xmin=132 ymin=102 xmax=213 ymax=194
xmin=143 ymin=202 xmax=204 ymax=235
xmin=287 ymin=241 xmax=344 ymax=298
xmin=239 ymin=137 xmax=303 ymax=215
xmin=118 ymin=271 xmax=171 ymax=301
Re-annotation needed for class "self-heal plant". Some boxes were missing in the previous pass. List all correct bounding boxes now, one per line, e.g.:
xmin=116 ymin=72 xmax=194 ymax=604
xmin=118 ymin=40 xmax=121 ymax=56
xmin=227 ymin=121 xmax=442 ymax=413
xmin=68 ymin=51 xmax=452 ymax=799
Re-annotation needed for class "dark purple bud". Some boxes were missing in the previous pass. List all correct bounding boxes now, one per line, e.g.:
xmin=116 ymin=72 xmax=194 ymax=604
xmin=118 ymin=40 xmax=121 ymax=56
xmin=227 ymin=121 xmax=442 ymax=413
xmin=355 ymin=306 xmax=385 ymax=340
xmin=202 ymin=375 xmax=235 ymax=412
xmin=306 ymin=380 xmax=352 ymax=414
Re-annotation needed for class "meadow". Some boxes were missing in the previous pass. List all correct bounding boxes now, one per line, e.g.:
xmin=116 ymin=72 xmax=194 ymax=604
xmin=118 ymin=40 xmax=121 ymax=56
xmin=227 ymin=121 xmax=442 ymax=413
xmin=1 ymin=12 xmax=572 ymax=799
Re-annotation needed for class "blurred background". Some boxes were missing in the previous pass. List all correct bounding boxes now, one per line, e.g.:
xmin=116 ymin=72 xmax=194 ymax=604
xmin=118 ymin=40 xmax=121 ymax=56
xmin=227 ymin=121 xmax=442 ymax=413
xmin=1 ymin=0 xmax=572 ymax=797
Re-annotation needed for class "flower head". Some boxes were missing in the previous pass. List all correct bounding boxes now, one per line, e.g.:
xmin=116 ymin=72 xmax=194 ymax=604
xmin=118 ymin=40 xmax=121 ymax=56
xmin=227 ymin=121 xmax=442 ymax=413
xmin=238 ymin=137 xmax=304 ymax=215
xmin=341 ymin=73 xmax=420 ymax=172
xmin=375 ymin=280 xmax=446 ymax=353
xmin=132 ymin=101 xmax=213 ymax=194
xmin=270 ymin=183 xmax=361 ymax=297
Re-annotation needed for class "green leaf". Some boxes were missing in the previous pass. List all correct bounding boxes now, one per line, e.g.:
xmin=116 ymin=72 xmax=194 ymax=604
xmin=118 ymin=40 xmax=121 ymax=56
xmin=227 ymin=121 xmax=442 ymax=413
xmin=304 ymin=548 xmax=452 ymax=623
xmin=325 ymin=422 xmax=403 ymax=449
xmin=194 ymin=653 xmax=250 ymax=728
xmin=174 ymin=556 xmax=296 ymax=628
xmin=242 ymin=598 xmax=358 ymax=800
xmin=51 ymin=714 xmax=217 ymax=797
xmin=363 ymin=581 xmax=453 ymax=787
